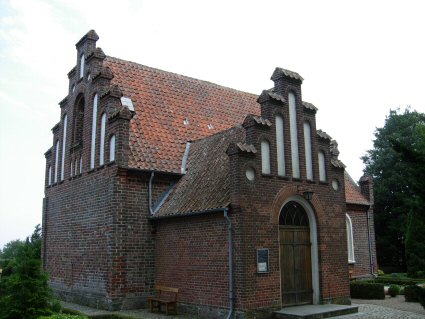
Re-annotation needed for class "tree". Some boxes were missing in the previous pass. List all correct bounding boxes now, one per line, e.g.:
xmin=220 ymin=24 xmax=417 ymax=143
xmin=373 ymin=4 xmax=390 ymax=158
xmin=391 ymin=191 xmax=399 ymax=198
xmin=362 ymin=108 xmax=425 ymax=272
xmin=0 ymin=225 xmax=55 ymax=319
xmin=392 ymin=123 xmax=425 ymax=277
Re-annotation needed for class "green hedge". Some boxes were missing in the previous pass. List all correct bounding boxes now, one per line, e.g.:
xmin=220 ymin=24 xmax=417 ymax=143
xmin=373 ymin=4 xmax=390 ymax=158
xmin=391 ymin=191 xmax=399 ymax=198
xmin=376 ymin=276 xmax=425 ymax=286
xmin=350 ymin=281 xmax=385 ymax=299
xmin=405 ymin=285 xmax=419 ymax=302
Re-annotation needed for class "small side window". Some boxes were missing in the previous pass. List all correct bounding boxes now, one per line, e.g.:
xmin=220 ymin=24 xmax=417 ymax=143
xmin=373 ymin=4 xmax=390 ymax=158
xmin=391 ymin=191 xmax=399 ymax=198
xmin=99 ymin=113 xmax=106 ymax=166
xmin=318 ymin=151 xmax=326 ymax=182
xmin=48 ymin=165 xmax=52 ymax=186
xmin=261 ymin=140 xmax=271 ymax=174
xmin=346 ymin=214 xmax=355 ymax=263
xmin=109 ymin=134 xmax=116 ymax=162
xmin=80 ymin=53 xmax=85 ymax=79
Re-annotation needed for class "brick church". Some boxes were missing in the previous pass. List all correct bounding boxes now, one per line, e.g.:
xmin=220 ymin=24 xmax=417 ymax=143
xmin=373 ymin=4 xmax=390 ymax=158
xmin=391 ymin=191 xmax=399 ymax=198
xmin=42 ymin=30 xmax=377 ymax=318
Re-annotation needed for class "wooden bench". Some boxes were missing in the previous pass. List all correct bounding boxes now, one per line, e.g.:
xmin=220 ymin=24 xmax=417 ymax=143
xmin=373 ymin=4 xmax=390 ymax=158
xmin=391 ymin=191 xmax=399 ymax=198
xmin=147 ymin=285 xmax=179 ymax=315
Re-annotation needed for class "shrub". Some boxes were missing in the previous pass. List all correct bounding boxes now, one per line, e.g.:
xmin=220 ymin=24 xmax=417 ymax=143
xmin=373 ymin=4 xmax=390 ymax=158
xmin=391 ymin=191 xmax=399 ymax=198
xmin=388 ymin=284 xmax=400 ymax=297
xmin=350 ymin=281 xmax=385 ymax=299
xmin=374 ymin=277 xmax=419 ymax=286
xmin=405 ymin=285 xmax=419 ymax=302
xmin=0 ymin=225 xmax=55 ymax=319
xmin=378 ymin=269 xmax=385 ymax=276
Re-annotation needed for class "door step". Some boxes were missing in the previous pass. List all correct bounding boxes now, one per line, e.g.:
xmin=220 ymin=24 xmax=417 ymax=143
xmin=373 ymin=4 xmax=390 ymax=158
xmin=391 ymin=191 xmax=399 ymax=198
xmin=273 ymin=304 xmax=358 ymax=319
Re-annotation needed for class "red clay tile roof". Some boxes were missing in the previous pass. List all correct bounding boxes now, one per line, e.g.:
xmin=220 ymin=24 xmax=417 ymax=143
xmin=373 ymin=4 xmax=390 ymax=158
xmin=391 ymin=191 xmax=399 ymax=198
xmin=104 ymin=56 xmax=259 ymax=173
xmin=154 ymin=126 xmax=246 ymax=217
xmin=104 ymin=55 xmax=362 ymax=209
xmin=345 ymin=171 xmax=370 ymax=206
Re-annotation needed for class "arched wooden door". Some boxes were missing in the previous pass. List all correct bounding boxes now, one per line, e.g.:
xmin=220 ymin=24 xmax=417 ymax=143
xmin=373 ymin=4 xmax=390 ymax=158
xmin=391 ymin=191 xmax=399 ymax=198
xmin=279 ymin=201 xmax=313 ymax=306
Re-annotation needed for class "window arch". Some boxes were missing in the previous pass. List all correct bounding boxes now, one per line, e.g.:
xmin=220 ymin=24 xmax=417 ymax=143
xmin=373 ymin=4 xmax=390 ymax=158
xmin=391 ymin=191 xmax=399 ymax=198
xmin=73 ymin=95 xmax=85 ymax=145
xmin=346 ymin=214 xmax=355 ymax=263
xmin=79 ymin=156 xmax=83 ymax=174
xmin=288 ymin=92 xmax=300 ymax=178
xmin=276 ymin=115 xmax=285 ymax=176
xmin=109 ymin=134 xmax=116 ymax=162
xmin=318 ymin=151 xmax=326 ymax=182
xmin=99 ymin=113 xmax=106 ymax=166
xmin=261 ymin=139 xmax=271 ymax=174
xmin=90 ymin=93 xmax=98 ymax=169
xmin=54 ymin=140 xmax=59 ymax=183
xmin=279 ymin=201 xmax=309 ymax=226
xmin=61 ymin=114 xmax=67 ymax=181
xmin=304 ymin=121 xmax=313 ymax=180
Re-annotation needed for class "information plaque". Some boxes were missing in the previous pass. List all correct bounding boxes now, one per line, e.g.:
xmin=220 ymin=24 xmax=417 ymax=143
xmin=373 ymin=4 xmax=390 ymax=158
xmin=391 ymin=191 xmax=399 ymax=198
xmin=257 ymin=248 xmax=270 ymax=273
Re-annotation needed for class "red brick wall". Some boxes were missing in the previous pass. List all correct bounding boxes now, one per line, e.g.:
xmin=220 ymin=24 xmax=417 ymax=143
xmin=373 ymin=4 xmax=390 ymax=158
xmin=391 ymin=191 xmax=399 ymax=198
xmin=348 ymin=204 xmax=378 ymax=279
xmin=154 ymin=214 xmax=230 ymax=309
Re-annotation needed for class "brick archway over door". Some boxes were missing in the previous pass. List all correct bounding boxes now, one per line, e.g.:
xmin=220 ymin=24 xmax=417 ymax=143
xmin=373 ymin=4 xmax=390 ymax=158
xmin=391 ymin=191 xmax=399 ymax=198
xmin=271 ymin=186 xmax=324 ymax=305
xmin=279 ymin=201 xmax=312 ymax=306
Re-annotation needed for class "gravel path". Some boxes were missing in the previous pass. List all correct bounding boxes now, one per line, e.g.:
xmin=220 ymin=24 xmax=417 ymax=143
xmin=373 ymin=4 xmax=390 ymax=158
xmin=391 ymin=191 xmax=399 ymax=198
xmin=352 ymin=295 xmax=425 ymax=316
xmin=63 ymin=296 xmax=425 ymax=319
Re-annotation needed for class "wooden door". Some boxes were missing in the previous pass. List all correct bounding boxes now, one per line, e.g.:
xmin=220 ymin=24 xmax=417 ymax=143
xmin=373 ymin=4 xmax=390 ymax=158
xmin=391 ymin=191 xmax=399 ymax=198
xmin=279 ymin=202 xmax=313 ymax=306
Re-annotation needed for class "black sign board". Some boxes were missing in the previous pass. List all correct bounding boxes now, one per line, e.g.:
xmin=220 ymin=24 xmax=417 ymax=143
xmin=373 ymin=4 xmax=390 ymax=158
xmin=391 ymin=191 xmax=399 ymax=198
xmin=257 ymin=248 xmax=269 ymax=273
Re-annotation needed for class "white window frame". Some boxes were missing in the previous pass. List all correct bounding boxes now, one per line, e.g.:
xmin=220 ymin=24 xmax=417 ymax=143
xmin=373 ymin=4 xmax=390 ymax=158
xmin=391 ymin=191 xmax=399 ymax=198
xmin=261 ymin=140 xmax=271 ymax=174
xmin=318 ymin=151 xmax=326 ymax=182
xmin=90 ymin=94 xmax=98 ymax=169
xmin=80 ymin=53 xmax=85 ymax=78
xmin=346 ymin=214 xmax=355 ymax=263
xmin=109 ymin=134 xmax=116 ymax=162
xmin=304 ymin=121 xmax=313 ymax=180
xmin=54 ymin=141 xmax=59 ymax=183
xmin=99 ymin=113 xmax=106 ymax=166
xmin=48 ymin=165 xmax=52 ymax=186
xmin=276 ymin=115 xmax=285 ymax=176
xmin=289 ymin=92 xmax=300 ymax=178
xmin=60 ymin=114 xmax=67 ymax=181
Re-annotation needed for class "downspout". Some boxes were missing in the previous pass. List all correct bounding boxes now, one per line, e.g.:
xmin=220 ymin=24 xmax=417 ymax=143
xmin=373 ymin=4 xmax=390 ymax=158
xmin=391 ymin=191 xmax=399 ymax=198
xmin=366 ymin=207 xmax=375 ymax=276
xmin=149 ymin=172 xmax=154 ymax=215
xmin=224 ymin=208 xmax=234 ymax=319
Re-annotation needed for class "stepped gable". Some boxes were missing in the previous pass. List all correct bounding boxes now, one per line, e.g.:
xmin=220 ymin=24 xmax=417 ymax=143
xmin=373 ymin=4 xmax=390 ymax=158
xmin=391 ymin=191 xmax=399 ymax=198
xmin=344 ymin=171 xmax=370 ymax=206
xmin=104 ymin=56 xmax=259 ymax=173
xmin=154 ymin=126 xmax=245 ymax=217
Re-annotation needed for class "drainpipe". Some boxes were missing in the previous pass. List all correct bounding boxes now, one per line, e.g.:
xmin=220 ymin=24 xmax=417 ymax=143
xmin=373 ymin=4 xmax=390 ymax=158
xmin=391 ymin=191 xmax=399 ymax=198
xmin=149 ymin=172 xmax=154 ymax=215
xmin=366 ymin=207 xmax=375 ymax=276
xmin=224 ymin=208 xmax=234 ymax=319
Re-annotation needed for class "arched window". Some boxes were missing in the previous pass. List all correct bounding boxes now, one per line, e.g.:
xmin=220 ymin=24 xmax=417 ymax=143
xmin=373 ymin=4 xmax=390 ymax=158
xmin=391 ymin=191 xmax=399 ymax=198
xmin=289 ymin=92 xmax=300 ymax=178
xmin=304 ymin=121 xmax=313 ymax=180
xmin=261 ymin=140 xmax=271 ymax=174
xmin=79 ymin=156 xmax=82 ymax=174
xmin=346 ymin=214 xmax=355 ymax=263
xmin=276 ymin=115 xmax=285 ymax=176
xmin=80 ymin=53 xmax=85 ymax=78
xmin=90 ymin=94 xmax=98 ymax=169
xmin=61 ymin=114 xmax=67 ymax=181
xmin=54 ymin=140 xmax=59 ymax=183
xmin=279 ymin=201 xmax=309 ymax=226
xmin=318 ymin=151 xmax=326 ymax=182
xmin=109 ymin=134 xmax=116 ymax=162
xmin=99 ymin=113 xmax=106 ymax=166
xmin=70 ymin=161 xmax=73 ymax=177
xmin=48 ymin=165 xmax=52 ymax=186
xmin=73 ymin=95 xmax=85 ymax=145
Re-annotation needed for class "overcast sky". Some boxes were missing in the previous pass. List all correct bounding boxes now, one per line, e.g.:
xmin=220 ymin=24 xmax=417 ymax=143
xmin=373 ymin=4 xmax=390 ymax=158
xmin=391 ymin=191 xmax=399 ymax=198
xmin=0 ymin=0 xmax=424 ymax=249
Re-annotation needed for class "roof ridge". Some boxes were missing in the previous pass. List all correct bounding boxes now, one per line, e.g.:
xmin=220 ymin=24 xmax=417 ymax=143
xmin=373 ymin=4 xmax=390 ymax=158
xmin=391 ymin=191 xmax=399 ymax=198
xmin=105 ymin=56 xmax=258 ymax=98
xmin=190 ymin=125 xmax=244 ymax=144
